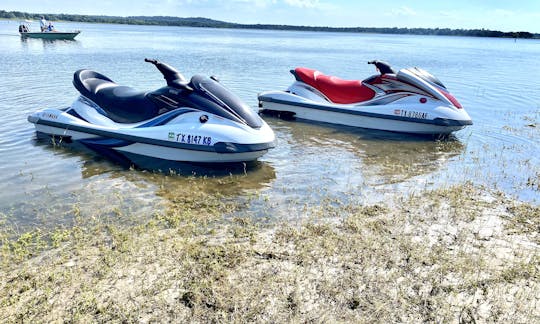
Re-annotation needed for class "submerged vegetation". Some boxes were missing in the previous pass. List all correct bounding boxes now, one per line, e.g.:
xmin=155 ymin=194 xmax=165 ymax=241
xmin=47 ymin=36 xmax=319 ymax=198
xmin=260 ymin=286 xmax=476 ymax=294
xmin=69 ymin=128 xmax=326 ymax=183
xmin=1 ymin=181 xmax=538 ymax=322
xmin=1 ymin=9 xmax=537 ymax=38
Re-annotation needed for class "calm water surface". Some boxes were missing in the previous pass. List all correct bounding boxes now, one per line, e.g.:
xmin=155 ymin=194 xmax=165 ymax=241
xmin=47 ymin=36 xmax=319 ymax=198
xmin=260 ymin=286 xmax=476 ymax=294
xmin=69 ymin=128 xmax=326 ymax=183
xmin=0 ymin=20 xmax=539 ymax=227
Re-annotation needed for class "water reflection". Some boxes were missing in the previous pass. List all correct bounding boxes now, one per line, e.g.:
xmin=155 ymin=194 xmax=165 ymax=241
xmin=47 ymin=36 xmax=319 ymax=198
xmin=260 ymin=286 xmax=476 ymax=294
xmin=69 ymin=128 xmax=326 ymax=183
xmin=270 ymin=117 xmax=464 ymax=184
xmin=360 ymin=137 xmax=464 ymax=184
xmin=19 ymin=36 xmax=80 ymax=50
xmin=231 ymin=118 xmax=467 ymax=221
xmin=78 ymin=154 xmax=276 ymax=227
xmin=2 ymin=140 xmax=276 ymax=230
xmin=29 ymin=132 xmax=276 ymax=189
xmin=79 ymin=157 xmax=277 ymax=197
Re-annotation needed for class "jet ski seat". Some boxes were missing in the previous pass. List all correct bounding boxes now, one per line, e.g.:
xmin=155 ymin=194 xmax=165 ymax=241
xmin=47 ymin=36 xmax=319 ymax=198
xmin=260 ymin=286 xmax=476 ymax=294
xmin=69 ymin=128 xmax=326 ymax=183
xmin=292 ymin=67 xmax=375 ymax=104
xmin=73 ymin=69 xmax=159 ymax=123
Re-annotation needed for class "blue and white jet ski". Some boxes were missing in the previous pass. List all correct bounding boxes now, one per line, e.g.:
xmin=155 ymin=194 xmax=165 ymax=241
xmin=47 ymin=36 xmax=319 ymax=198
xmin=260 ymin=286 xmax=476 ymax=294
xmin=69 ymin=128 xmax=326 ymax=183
xmin=259 ymin=61 xmax=472 ymax=135
xmin=28 ymin=59 xmax=275 ymax=167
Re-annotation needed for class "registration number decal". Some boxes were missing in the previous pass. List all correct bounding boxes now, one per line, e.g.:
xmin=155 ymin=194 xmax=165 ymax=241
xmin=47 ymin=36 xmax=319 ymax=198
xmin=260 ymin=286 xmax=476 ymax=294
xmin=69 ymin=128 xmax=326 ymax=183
xmin=395 ymin=109 xmax=427 ymax=119
xmin=169 ymin=132 xmax=212 ymax=145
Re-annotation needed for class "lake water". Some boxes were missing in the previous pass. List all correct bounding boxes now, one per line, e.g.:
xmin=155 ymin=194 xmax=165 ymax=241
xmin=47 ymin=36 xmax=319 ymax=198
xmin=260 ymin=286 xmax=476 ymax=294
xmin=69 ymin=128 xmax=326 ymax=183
xmin=0 ymin=20 xmax=539 ymax=228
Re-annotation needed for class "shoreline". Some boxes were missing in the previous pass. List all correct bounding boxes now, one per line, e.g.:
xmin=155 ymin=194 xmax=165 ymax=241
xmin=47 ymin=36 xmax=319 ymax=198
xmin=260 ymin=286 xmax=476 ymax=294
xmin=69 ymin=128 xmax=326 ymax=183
xmin=1 ymin=11 xmax=538 ymax=39
xmin=1 ymin=182 xmax=538 ymax=322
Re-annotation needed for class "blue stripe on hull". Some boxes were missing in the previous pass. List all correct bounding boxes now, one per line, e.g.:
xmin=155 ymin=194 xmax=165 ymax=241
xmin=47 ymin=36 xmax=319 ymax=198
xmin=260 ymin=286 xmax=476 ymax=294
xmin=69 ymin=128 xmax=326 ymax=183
xmin=80 ymin=137 xmax=133 ymax=148
xmin=35 ymin=119 xmax=275 ymax=153
xmin=259 ymin=96 xmax=472 ymax=127
xmin=136 ymin=108 xmax=196 ymax=128
xmin=34 ymin=130 xmax=271 ymax=170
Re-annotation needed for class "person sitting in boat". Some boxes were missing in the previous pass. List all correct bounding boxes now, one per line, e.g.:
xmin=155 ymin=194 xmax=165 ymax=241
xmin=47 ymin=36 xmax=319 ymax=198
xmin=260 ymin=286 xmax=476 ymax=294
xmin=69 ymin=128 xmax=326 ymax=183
xmin=40 ymin=16 xmax=47 ymax=32
xmin=47 ymin=22 xmax=55 ymax=32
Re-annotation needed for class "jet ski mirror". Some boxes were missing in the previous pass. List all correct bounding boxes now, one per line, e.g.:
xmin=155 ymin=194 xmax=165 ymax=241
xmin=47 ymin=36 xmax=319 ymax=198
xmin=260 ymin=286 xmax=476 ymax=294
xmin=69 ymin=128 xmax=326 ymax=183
xmin=210 ymin=75 xmax=220 ymax=82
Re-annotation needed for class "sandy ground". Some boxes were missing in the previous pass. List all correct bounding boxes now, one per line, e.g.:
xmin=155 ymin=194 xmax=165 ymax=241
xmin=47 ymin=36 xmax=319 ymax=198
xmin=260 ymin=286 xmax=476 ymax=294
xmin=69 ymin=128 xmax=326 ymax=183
xmin=1 ymin=183 xmax=538 ymax=322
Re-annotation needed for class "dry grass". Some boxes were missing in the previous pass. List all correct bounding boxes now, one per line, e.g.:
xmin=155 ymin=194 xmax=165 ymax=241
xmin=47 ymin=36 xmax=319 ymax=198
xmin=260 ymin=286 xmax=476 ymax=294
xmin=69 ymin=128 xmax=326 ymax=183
xmin=0 ymin=182 xmax=539 ymax=323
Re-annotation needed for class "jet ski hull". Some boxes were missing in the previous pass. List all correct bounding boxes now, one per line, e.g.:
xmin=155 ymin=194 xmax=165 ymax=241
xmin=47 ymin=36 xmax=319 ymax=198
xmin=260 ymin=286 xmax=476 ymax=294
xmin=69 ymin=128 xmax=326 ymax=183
xmin=259 ymin=92 xmax=470 ymax=135
xmin=29 ymin=104 xmax=275 ymax=166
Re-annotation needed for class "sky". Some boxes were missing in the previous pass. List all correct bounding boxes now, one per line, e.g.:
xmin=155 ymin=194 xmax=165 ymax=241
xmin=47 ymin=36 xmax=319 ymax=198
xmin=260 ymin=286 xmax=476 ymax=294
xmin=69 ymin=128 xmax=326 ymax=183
xmin=3 ymin=0 xmax=540 ymax=33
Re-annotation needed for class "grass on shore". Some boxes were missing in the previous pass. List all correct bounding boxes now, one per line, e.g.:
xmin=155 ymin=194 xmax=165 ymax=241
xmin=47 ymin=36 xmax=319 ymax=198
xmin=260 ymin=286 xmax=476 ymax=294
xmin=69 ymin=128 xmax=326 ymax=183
xmin=0 ymin=182 xmax=539 ymax=323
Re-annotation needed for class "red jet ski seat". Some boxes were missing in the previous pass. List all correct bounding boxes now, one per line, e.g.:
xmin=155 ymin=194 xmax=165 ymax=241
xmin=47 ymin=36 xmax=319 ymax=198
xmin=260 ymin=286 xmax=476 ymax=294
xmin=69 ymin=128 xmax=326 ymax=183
xmin=293 ymin=67 xmax=375 ymax=104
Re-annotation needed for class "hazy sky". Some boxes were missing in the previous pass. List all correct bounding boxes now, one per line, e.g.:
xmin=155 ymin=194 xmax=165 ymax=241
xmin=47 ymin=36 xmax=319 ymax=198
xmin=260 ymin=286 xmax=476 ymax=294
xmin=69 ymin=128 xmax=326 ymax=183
xmin=3 ymin=0 xmax=540 ymax=32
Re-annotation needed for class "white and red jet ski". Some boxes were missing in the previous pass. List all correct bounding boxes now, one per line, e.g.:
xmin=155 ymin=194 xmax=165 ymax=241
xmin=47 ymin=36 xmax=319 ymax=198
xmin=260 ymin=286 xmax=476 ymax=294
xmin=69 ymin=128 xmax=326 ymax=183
xmin=258 ymin=60 xmax=472 ymax=135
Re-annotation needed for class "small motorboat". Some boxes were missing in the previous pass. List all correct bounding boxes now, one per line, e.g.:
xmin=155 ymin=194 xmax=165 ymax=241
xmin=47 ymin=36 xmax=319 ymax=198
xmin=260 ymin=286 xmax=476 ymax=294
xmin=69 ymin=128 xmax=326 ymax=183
xmin=18 ymin=20 xmax=80 ymax=40
xmin=258 ymin=61 xmax=472 ymax=135
xmin=28 ymin=59 xmax=275 ymax=168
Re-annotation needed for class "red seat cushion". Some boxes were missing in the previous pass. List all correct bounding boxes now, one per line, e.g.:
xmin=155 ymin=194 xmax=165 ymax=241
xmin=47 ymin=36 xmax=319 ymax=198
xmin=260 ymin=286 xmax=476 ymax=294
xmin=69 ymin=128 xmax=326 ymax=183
xmin=295 ymin=67 xmax=375 ymax=104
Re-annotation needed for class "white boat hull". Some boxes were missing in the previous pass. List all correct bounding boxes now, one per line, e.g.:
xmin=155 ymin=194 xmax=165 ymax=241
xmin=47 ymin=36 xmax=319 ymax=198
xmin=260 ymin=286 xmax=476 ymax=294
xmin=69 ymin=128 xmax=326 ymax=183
xmin=260 ymin=100 xmax=465 ymax=135
xmin=34 ymin=123 xmax=269 ymax=163
xmin=259 ymin=89 xmax=471 ymax=135
xmin=29 ymin=103 xmax=275 ymax=166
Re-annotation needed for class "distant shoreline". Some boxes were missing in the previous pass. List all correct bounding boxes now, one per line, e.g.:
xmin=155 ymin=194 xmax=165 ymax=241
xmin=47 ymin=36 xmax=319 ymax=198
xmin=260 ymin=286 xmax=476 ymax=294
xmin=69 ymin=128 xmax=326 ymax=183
xmin=1 ymin=9 xmax=538 ymax=39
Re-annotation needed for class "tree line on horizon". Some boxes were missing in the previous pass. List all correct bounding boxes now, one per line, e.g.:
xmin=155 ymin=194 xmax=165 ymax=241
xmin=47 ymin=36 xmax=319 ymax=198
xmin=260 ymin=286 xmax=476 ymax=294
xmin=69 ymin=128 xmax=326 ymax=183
xmin=2 ymin=10 xmax=536 ymax=39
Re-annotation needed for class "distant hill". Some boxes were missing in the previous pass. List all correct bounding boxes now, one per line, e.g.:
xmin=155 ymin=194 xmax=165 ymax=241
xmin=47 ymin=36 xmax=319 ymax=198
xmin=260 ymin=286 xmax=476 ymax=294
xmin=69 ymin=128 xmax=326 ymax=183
xmin=2 ymin=9 xmax=537 ymax=39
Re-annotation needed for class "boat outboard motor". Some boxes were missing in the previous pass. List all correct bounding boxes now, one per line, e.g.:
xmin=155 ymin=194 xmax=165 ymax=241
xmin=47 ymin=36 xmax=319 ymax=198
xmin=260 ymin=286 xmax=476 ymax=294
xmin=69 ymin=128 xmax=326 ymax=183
xmin=368 ymin=60 xmax=395 ymax=75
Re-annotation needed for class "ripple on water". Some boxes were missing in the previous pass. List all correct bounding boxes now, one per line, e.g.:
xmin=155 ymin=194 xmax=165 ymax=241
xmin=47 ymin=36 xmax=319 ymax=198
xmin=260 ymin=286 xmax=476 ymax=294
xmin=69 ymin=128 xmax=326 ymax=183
xmin=1 ymin=24 xmax=539 ymax=229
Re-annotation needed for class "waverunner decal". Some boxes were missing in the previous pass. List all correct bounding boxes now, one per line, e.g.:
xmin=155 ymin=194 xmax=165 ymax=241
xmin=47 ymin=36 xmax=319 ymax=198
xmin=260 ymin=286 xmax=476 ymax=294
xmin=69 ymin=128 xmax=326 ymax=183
xmin=42 ymin=112 xmax=59 ymax=120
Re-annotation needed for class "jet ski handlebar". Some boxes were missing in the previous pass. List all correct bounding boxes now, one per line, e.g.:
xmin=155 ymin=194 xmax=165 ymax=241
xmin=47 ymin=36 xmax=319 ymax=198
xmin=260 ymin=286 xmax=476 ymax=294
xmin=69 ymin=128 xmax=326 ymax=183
xmin=145 ymin=58 xmax=192 ymax=90
xmin=144 ymin=58 xmax=158 ymax=64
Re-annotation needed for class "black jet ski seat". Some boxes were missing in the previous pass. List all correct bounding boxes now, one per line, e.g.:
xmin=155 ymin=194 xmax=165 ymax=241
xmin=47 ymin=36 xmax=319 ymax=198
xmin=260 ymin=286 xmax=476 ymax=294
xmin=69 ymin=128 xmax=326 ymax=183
xmin=73 ymin=69 xmax=159 ymax=123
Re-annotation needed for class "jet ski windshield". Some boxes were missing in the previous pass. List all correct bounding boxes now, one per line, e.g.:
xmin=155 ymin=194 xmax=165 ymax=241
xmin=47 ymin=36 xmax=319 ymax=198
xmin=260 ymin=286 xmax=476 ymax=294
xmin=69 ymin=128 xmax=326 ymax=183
xmin=191 ymin=75 xmax=262 ymax=129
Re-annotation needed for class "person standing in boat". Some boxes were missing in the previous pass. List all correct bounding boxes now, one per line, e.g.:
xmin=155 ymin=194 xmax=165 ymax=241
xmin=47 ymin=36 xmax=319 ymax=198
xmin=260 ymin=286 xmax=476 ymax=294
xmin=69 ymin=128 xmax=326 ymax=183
xmin=40 ymin=16 xmax=47 ymax=32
